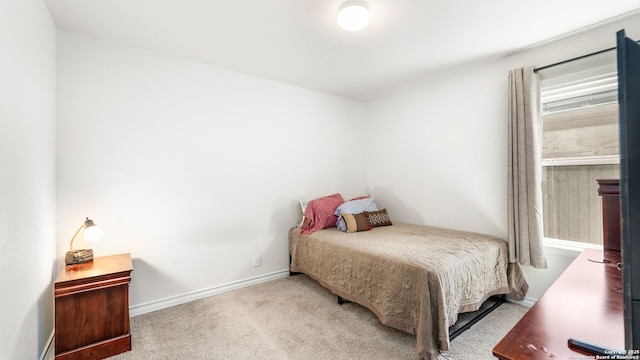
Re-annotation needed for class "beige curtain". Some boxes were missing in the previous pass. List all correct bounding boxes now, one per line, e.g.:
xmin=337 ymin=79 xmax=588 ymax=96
xmin=507 ymin=67 xmax=547 ymax=269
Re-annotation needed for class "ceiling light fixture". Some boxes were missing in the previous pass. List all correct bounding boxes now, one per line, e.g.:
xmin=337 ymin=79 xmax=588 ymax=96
xmin=337 ymin=1 xmax=370 ymax=32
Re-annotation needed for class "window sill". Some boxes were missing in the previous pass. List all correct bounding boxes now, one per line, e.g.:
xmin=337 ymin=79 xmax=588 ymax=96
xmin=542 ymin=155 xmax=619 ymax=167
xmin=543 ymin=237 xmax=603 ymax=257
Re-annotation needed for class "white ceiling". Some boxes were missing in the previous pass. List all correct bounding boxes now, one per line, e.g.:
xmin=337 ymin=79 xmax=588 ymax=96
xmin=44 ymin=0 xmax=640 ymax=101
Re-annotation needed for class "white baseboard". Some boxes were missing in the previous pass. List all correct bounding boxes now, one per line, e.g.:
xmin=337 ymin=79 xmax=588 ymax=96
xmin=40 ymin=330 xmax=54 ymax=360
xmin=41 ymin=270 xmax=290 ymax=358
xmin=508 ymin=295 xmax=537 ymax=308
xmin=129 ymin=269 xmax=290 ymax=317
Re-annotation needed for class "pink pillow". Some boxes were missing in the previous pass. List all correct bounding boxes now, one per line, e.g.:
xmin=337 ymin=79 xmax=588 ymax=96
xmin=301 ymin=193 xmax=344 ymax=234
xmin=349 ymin=195 xmax=370 ymax=201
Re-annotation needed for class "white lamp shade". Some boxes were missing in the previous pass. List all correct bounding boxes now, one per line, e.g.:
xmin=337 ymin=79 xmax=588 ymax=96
xmin=84 ymin=224 xmax=104 ymax=242
xmin=337 ymin=1 xmax=370 ymax=32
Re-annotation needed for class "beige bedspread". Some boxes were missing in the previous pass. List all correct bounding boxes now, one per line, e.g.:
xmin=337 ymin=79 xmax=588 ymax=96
xmin=289 ymin=222 xmax=527 ymax=360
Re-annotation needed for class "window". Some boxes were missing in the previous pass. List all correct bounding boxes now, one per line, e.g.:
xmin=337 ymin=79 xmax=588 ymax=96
xmin=539 ymin=51 xmax=619 ymax=246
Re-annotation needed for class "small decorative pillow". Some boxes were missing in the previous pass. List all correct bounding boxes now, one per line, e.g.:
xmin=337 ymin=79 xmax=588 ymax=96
xmin=343 ymin=212 xmax=371 ymax=233
xmin=364 ymin=209 xmax=392 ymax=227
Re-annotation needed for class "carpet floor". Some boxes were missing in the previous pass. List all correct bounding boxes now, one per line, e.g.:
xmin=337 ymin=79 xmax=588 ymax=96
xmin=63 ymin=274 xmax=530 ymax=359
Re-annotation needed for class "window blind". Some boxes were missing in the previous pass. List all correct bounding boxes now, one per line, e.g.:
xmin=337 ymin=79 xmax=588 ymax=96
xmin=539 ymin=50 xmax=617 ymax=115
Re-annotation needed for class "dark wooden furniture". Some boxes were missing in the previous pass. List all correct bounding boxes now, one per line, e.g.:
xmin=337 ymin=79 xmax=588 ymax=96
xmin=598 ymin=178 xmax=621 ymax=251
xmin=617 ymin=29 xmax=640 ymax=351
xmin=493 ymin=248 xmax=623 ymax=359
xmin=55 ymin=253 xmax=133 ymax=360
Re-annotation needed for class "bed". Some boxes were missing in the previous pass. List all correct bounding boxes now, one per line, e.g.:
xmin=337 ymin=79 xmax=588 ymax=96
xmin=289 ymin=215 xmax=528 ymax=360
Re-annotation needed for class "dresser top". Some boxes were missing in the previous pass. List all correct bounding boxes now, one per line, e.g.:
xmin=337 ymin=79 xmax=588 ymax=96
xmin=55 ymin=253 xmax=133 ymax=285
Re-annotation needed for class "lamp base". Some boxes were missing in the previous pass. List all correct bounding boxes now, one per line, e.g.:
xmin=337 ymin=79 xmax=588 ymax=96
xmin=65 ymin=249 xmax=94 ymax=265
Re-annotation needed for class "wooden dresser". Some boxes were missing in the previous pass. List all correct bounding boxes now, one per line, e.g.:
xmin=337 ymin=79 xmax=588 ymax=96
xmin=54 ymin=253 xmax=133 ymax=360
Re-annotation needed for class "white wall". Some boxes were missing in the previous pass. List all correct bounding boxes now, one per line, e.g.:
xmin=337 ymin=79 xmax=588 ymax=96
xmin=56 ymin=31 xmax=366 ymax=308
xmin=365 ymin=13 xmax=640 ymax=300
xmin=54 ymin=9 xmax=640 ymax=314
xmin=365 ymin=58 xmax=508 ymax=237
xmin=0 ymin=0 xmax=57 ymax=358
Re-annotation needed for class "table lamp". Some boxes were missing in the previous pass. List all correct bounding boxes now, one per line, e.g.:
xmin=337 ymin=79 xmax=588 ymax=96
xmin=65 ymin=217 xmax=104 ymax=265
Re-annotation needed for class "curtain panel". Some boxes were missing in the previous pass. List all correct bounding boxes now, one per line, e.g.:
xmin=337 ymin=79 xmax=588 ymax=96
xmin=507 ymin=67 xmax=547 ymax=269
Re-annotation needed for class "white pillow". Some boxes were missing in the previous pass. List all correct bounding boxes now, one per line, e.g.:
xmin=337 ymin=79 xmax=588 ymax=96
xmin=334 ymin=197 xmax=378 ymax=231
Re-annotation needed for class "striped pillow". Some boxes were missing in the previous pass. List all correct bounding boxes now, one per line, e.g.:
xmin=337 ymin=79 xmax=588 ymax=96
xmin=343 ymin=212 xmax=371 ymax=233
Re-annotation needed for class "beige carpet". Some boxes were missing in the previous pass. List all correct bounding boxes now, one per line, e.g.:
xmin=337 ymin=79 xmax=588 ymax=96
xmin=96 ymin=274 xmax=527 ymax=359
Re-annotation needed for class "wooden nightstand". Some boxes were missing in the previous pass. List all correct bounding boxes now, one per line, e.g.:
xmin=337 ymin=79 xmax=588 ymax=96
xmin=54 ymin=253 xmax=133 ymax=360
